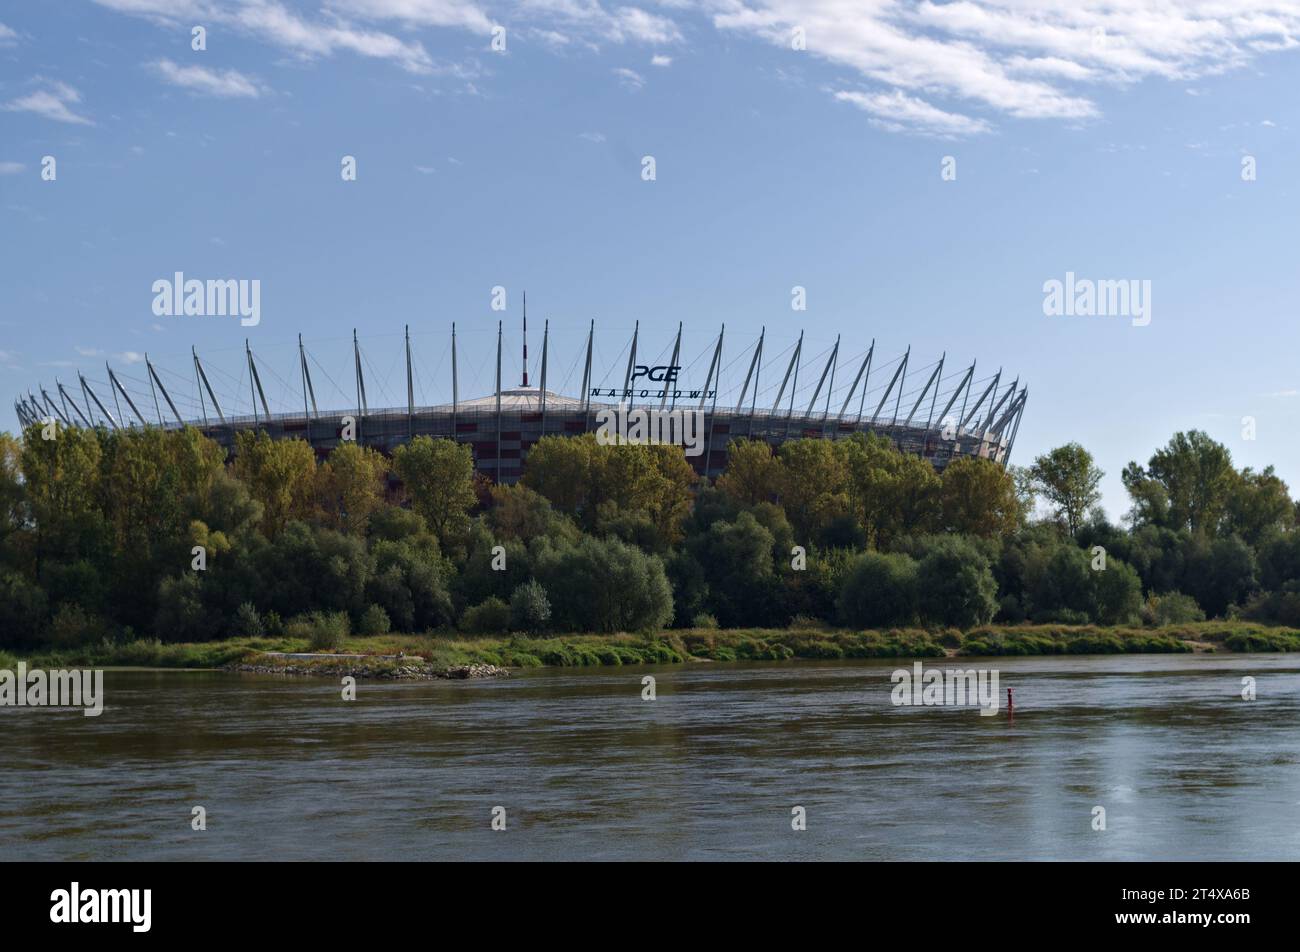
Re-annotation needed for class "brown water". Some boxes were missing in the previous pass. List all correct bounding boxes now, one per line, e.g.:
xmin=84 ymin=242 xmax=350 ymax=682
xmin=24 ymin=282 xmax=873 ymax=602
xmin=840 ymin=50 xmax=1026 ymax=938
xmin=2 ymin=654 xmax=1299 ymax=860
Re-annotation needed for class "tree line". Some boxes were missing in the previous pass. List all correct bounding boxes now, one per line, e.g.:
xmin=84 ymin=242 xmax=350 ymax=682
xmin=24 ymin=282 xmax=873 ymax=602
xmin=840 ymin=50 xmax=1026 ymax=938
xmin=1 ymin=420 xmax=1296 ymax=650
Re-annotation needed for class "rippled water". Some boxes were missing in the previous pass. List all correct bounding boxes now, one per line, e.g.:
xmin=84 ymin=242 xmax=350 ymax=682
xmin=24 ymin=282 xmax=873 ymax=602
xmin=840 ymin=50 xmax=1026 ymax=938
xmin=2 ymin=654 xmax=1299 ymax=860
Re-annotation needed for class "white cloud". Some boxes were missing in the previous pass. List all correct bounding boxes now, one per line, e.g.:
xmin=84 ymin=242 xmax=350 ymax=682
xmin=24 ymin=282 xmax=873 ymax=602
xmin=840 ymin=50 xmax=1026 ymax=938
xmin=609 ymin=7 xmax=681 ymax=44
xmin=0 ymin=162 xmax=24 ymax=175
xmin=713 ymin=0 xmax=1300 ymax=134
xmin=614 ymin=66 xmax=645 ymax=89
xmin=414 ymin=164 xmax=437 ymax=173
xmin=514 ymin=1 xmax=682 ymax=46
xmin=578 ymin=130 xmax=606 ymax=142
xmin=326 ymin=0 xmax=493 ymax=31
xmin=834 ymin=88 xmax=991 ymax=137
xmin=2 ymin=79 xmax=93 ymax=125
xmin=651 ymin=53 xmax=672 ymax=66
xmin=94 ymin=0 xmax=443 ymax=74
xmin=0 ymin=22 xmax=18 ymax=45
xmin=151 ymin=59 xmax=264 ymax=98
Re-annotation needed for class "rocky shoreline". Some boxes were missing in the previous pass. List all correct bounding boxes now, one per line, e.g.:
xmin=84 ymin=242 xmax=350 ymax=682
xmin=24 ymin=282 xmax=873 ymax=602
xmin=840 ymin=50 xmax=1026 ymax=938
xmin=227 ymin=659 xmax=509 ymax=680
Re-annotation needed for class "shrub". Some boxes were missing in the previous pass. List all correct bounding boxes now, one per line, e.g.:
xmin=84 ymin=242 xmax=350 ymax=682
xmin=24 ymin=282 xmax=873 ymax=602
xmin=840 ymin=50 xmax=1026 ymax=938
xmin=534 ymin=535 xmax=673 ymax=632
xmin=46 ymin=603 xmax=108 ymax=650
xmin=509 ymin=580 xmax=551 ymax=634
xmin=916 ymin=538 xmax=998 ymax=629
xmin=691 ymin=612 xmax=719 ymax=630
xmin=358 ymin=604 xmax=392 ymax=636
xmin=837 ymin=551 xmax=919 ymax=628
xmin=461 ymin=597 xmax=511 ymax=634
xmin=0 ymin=570 xmax=48 ymax=649
xmin=263 ymin=609 xmax=284 ymax=637
xmin=1144 ymin=591 xmax=1205 ymax=626
xmin=154 ymin=573 xmax=219 ymax=643
xmin=286 ymin=611 xmax=350 ymax=650
xmin=234 ymin=602 xmax=265 ymax=638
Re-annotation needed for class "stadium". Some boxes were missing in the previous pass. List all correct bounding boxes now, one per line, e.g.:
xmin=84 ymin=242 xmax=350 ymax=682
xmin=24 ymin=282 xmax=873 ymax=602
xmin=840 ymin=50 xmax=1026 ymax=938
xmin=12 ymin=314 xmax=1027 ymax=482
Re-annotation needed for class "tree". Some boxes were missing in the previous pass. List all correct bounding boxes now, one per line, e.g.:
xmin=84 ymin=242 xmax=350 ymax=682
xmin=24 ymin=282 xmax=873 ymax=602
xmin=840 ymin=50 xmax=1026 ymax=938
xmin=841 ymin=432 xmax=940 ymax=548
xmin=916 ymin=537 xmax=998 ymax=628
xmin=533 ymin=535 xmax=673 ymax=632
xmin=20 ymin=422 xmax=105 ymax=570
xmin=774 ymin=438 xmax=850 ymax=543
xmin=594 ymin=442 xmax=697 ymax=545
xmin=940 ymin=456 xmax=1022 ymax=536
xmin=233 ymin=431 xmax=318 ymax=536
xmin=520 ymin=433 xmax=595 ymax=517
xmin=0 ymin=432 xmax=25 ymax=547
xmin=1124 ymin=431 xmax=1234 ymax=536
xmin=509 ymin=579 xmax=552 ymax=633
xmin=1224 ymin=466 xmax=1294 ymax=545
xmin=1030 ymin=443 xmax=1103 ymax=536
xmin=319 ymin=442 xmax=389 ymax=535
xmin=488 ymin=483 xmax=579 ymax=543
xmin=687 ymin=511 xmax=776 ymax=627
xmin=1182 ymin=534 xmax=1257 ymax=617
xmin=837 ymin=551 xmax=918 ymax=628
xmin=717 ymin=439 xmax=780 ymax=506
xmin=0 ymin=569 xmax=47 ymax=648
xmin=391 ymin=436 xmax=477 ymax=545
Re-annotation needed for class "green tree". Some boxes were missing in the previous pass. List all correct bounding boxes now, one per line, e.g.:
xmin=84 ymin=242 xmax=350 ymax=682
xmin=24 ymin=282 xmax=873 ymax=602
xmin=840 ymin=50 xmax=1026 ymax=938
xmin=837 ymin=551 xmax=919 ymax=628
xmin=774 ymin=438 xmax=850 ymax=543
xmin=716 ymin=438 xmax=780 ymax=506
xmin=233 ymin=431 xmax=318 ymax=537
xmin=533 ymin=535 xmax=673 ymax=632
xmin=940 ymin=456 xmax=1022 ymax=536
xmin=392 ymin=436 xmax=477 ymax=545
xmin=1123 ymin=431 xmax=1235 ymax=536
xmin=1030 ymin=443 xmax=1103 ymax=536
xmin=520 ymin=433 xmax=595 ymax=517
xmin=1224 ymin=466 xmax=1294 ymax=545
xmin=20 ymin=422 xmax=107 ymax=577
xmin=687 ymin=511 xmax=776 ymax=627
xmin=319 ymin=441 xmax=389 ymax=535
xmin=841 ymin=432 xmax=940 ymax=548
xmin=916 ymin=537 xmax=998 ymax=628
xmin=509 ymin=579 xmax=552 ymax=633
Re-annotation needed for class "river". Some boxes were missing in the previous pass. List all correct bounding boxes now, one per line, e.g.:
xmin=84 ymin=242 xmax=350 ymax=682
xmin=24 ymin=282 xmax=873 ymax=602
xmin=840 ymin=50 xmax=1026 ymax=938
xmin=3 ymin=653 xmax=1298 ymax=860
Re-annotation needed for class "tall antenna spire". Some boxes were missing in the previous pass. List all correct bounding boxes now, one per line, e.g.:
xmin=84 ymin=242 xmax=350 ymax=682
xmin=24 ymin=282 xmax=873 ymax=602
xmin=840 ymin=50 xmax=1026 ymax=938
xmin=522 ymin=290 xmax=529 ymax=388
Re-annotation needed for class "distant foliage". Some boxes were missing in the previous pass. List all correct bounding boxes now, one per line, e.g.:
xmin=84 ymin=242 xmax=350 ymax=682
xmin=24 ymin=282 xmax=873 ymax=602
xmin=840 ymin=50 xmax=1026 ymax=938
xmin=462 ymin=596 xmax=511 ymax=634
xmin=509 ymin=579 xmax=552 ymax=634
xmin=2 ymin=418 xmax=1298 ymax=650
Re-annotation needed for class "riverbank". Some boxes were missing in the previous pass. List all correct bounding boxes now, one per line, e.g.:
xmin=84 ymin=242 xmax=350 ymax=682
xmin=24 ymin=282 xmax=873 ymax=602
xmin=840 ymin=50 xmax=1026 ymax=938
xmin=6 ymin=621 xmax=1300 ymax=677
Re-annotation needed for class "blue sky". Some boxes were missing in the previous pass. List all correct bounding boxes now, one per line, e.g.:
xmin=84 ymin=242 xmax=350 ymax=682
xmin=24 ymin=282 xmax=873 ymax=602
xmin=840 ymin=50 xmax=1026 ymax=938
xmin=3 ymin=1 xmax=1300 ymax=520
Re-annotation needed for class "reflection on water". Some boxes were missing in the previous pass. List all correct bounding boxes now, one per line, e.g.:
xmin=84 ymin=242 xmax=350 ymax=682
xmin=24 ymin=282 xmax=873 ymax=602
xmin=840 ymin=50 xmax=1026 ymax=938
xmin=2 ymin=654 xmax=1299 ymax=860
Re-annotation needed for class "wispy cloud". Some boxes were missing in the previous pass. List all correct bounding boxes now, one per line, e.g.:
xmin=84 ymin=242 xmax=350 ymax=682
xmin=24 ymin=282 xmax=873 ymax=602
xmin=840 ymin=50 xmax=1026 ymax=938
xmin=94 ymin=0 xmax=447 ymax=74
xmin=834 ymin=88 xmax=991 ymax=138
xmin=714 ymin=0 xmax=1300 ymax=135
xmin=614 ymin=66 xmax=645 ymax=90
xmin=151 ymin=59 xmax=264 ymax=98
xmin=651 ymin=53 xmax=672 ymax=67
xmin=2 ymin=79 xmax=93 ymax=125
xmin=0 ymin=21 xmax=18 ymax=45
xmin=0 ymin=162 xmax=24 ymax=175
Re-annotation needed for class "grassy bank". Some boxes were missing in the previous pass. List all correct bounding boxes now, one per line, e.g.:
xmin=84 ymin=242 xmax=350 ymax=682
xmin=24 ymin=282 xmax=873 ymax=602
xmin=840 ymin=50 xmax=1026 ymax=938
xmin=7 ymin=621 xmax=1300 ymax=673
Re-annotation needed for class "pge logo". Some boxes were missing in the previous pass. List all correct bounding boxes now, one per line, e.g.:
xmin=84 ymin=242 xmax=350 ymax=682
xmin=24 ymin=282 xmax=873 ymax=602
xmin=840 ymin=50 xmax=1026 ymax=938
xmin=631 ymin=364 xmax=680 ymax=383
